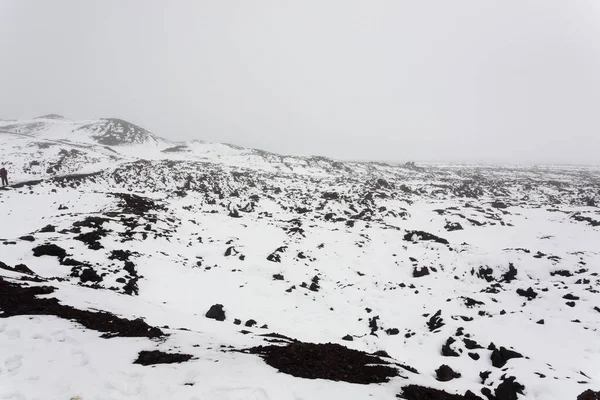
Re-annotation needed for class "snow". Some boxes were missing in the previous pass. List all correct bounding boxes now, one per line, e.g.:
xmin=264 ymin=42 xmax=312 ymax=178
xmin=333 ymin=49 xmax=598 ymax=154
xmin=0 ymin=117 xmax=599 ymax=399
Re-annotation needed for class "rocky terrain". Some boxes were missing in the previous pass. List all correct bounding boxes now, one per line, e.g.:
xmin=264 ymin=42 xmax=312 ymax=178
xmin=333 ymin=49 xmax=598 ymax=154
xmin=0 ymin=116 xmax=599 ymax=400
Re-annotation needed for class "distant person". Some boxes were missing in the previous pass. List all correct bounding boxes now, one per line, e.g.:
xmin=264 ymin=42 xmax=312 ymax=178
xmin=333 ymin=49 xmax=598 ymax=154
xmin=0 ymin=167 xmax=8 ymax=186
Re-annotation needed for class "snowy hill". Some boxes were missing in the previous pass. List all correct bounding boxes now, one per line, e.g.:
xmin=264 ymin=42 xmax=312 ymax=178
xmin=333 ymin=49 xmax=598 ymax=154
xmin=0 ymin=117 xmax=599 ymax=400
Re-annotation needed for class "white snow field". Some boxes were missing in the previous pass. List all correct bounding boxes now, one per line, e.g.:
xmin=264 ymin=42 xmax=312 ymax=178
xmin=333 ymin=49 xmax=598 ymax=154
xmin=0 ymin=116 xmax=599 ymax=400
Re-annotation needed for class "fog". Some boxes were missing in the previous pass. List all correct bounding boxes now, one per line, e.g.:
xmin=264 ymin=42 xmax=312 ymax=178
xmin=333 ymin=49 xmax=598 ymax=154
xmin=1 ymin=1 xmax=599 ymax=164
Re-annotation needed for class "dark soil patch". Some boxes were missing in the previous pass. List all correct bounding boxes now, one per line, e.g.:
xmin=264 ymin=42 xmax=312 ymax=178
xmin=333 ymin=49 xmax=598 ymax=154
xmin=0 ymin=278 xmax=163 ymax=338
xmin=244 ymin=342 xmax=399 ymax=384
xmin=134 ymin=350 xmax=193 ymax=366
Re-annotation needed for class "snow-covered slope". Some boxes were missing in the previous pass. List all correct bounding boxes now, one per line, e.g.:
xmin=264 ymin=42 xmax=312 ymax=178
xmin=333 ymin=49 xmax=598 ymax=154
xmin=0 ymin=117 xmax=599 ymax=400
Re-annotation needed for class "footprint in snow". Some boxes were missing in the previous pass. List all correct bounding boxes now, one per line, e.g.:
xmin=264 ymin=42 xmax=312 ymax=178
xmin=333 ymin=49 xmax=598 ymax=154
xmin=5 ymin=330 xmax=20 ymax=340
xmin=208 ymin=388 xmax=270 ymax=400
xmin=5 ymin=355 xmax=22 ymax=372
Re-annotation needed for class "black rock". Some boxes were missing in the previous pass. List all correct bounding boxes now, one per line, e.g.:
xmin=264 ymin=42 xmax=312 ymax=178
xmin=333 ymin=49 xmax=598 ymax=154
xmin=577 ymin=389 xmax=600 ymax=400
xmin=385 ymin=328 xmax=399 ymax=335
xmin=563 ymin=293 xmax=580 ymax=300
xmin=516 ymin=287 xmax=537 ymax=300
xmin=501 ymin=263 xmax=518 ymax=283
xmin=494 ymin=376 xmax=525 ymax=400
xmin=32 ymin=243 xmax=67 ymax=261
xmin=245 ymin=319 xmax=257 ymax=327
xmin=342 ymin=335 xmax=353 ymax=341
xmin=233 ymin=319 xmax=241 ymax=325
xmin=536 ymin=319 xmax=545 ymax=325
xmin=427 ymin=310 xmax=445 ymax=332
xmin=273 ymin=274 xmax=284 ymax=280
xmin=404 ymin=230 xmax=449 ymax=245
xmin=491 ymin=346 xmax=523 ymax=368
xmin=442 ymin=337 xmax=459 ymax=357
xmin=445 ymin=222 xmax=464 ymax=232
xmin=463 ymin=338 xmax=483 ymax=350
xmin=436 ymin=364 xmax=462 ymax=382
xmin=480 ymin=370 xmax=491 ymax=384
xmin=413 ymin=267 xmax=430 ymax=278
xmin=401 ymin=385 xmax=483 ymax=400
xmin=134 ymin=350 xmax=193 ymax=366
xmin=468 ymin=352 xmax=480 ymax=360
xmin=39 ymin=224 xmax=56 ymax=233
xmin=205 ymin=304 xmax=226 ymax=321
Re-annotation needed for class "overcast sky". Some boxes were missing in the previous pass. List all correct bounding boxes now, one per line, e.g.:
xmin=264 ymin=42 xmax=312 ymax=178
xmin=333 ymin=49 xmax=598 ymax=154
xmin=1 ymin=1 xmax=599 ymax=164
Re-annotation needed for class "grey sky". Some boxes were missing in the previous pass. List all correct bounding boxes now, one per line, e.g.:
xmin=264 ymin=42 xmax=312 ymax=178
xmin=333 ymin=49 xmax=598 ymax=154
xmin=1 ymin=1 xmax=599 ymax=164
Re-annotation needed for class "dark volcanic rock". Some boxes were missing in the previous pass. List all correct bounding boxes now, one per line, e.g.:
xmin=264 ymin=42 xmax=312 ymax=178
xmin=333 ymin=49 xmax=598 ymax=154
xmin=401 ymin=385 xmax=483 ymax=400
xmin=445 ymin=222 xmax=464 ymax=232
xmin=0 ymin=278 xmax=162 ymax=338
xmin=244 ymin=342 xmax=399 ymax=384
xmin=501 ymin=263 xmax=518 ymax=283
xmin=134 ymin=350 xmax=193 ymax=366
xmin=493 ymin=376 xmax=525 ymax=400
xmin=413 ymin=267 xmax=430 ymax=278
xmin=491 ymin=346 xmax=523 ymax=368
xmin=205 ymin=304 xmax=226 ymax=321
xmin=404 ymin=230 xmax=449 ymax=245
xmin=427 ymin=310 xmax=445 ymax=332
xmin=79 ymin=268 xmax=102 ymax=283
xmin=19 ymin=235 xmax=36 ymax=242
xmin=578 ymin=390 xmax=600 ymax=400
xmin=32 ymin=243 xmax=67 ymax=261
xmin=442 ymin=337 xmax=459 ymax=357
xmin=516 ymin=287 xmax=537 ymax=300
xmin=39 ymin=224 xmax=56 ymax=233
xmin=463 ymin=338 xmax=483 ymax=350
xmin=436 ymin=364 xmax=462 ymax=382
xmin=386 ymin=328 xmax=400 ymax=335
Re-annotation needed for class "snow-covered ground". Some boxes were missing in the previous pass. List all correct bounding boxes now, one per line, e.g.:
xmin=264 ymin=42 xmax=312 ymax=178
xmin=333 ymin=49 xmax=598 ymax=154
xmin=0 ymin=117 xmax=599 ymax=400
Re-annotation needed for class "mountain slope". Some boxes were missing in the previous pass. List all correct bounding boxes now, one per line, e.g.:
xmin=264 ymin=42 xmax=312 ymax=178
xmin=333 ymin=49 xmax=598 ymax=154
xmin=0 ymin=117 xmax=599 ymax=400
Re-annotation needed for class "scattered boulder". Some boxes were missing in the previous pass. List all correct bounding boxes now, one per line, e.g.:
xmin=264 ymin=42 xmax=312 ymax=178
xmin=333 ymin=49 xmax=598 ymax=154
xmin=578 ymin=390 xmax=600 ymax=400
xmin=445 ymin=222 xmax=464 ymax=231
xmin=205 ymin=304 xmax=226 ymax=321
xmin=427 ymin=310 xmax=445 ymax=332
xmin=404 ymin=230 xmax=449 ymax=245
xmin=436 ymin=364 xmax=461 ymax=382
xmin=32 ymin=243 xmax=67 ymax=261
xmin=491 ymin=346 xmax=523 ymax=368
xmin=413 ymin=267 xmax=430 ymax=278
xmin=516 ymin=287 xmax=537 ymax=300
xmin=442 ymin=337 xmax=459 ymax=357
